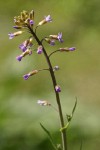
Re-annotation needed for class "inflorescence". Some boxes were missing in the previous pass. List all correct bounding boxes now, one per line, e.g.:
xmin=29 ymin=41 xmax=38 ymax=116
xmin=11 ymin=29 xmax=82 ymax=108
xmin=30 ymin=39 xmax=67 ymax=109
xmin=8 ymin=10 xmax=76 ymax=103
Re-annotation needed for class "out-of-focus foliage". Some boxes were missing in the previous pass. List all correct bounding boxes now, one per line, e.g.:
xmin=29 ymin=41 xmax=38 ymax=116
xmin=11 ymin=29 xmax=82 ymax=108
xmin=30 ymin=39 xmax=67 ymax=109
xmin=0 ymin=0 xmax=100 ymax=150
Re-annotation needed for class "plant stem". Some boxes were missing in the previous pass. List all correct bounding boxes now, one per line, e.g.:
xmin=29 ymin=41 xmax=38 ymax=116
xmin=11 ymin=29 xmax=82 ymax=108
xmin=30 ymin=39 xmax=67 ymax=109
xmin=28 ymin=26 xmax=67 ymax=150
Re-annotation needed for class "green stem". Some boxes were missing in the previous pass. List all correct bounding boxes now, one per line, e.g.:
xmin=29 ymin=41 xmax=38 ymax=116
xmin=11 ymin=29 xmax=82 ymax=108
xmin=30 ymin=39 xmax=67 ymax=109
xmin=28 ymin=26 xmax=67 ymax=150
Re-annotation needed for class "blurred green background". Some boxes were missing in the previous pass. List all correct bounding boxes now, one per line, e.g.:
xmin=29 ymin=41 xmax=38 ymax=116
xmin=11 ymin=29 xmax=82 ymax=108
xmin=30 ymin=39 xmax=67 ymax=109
xmin=0 ymin=0 xmax=100 ymax=149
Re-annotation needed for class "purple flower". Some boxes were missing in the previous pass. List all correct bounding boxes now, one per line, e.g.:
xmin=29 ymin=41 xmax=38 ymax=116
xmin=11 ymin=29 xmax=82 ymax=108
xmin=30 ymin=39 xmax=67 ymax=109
xmin=16 ymin=55 xmax=23 ymax=61
xmin=37 ymin=45 xmax=43 ymax=54
xmin=23 ymin=73 xmax=30 ymax=80
xmin=8 ymin=33 xmax=14 ymax=39
xmin=45 ymin=15 xmax=52 ymax=22
xmin=23 ymin=70 xmax=38 ymax=80
xmin=57 ymin=33 xmax=63 ymax=43
xmin=29 ymin=20 xmax=34 ymax=25
xmin=68 ymin=47 xmax=76 ymax=51
xmin=55 ymin=85 xmax=61 ymax=92
xmin=45 ymin=38 xmax=55 ymax=46
xmin=37 ymin=49 xmax=42 ymax=54
xmin=19 ymin=43 xmax=27 ymax=52
xmin=13 ymin=26 xmax=22 ymax=29
xmin=38 ymin=15 xmax=52 ymax=26
xmin=8 ymin=31 xmax=23 ymax=39
xmin=59 ymin=47 xmax=76 ymax=52
xmin=19 ymin=39 xmax=33 ymax=52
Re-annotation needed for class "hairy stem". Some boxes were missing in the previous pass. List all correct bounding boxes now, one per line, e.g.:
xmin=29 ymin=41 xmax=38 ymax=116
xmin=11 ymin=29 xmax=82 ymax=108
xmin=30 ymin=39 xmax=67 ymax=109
xmin=28 ymin=26 xmax=67 ymax=150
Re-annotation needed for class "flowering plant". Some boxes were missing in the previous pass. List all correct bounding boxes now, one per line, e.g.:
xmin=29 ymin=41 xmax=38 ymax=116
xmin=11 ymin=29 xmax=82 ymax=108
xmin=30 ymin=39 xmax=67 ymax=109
xmin=8 ymin=10 xmax=77 ymax=150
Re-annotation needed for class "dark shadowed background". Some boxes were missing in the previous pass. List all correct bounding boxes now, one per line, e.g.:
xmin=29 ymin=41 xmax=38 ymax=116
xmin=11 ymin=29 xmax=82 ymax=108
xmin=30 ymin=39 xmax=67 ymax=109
xmin=0 ymin=0 xmax=100 ymax=150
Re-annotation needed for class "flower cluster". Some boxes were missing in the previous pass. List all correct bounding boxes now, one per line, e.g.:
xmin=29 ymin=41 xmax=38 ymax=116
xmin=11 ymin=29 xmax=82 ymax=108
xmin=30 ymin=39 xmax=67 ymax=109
xmin=14 ymin=10 xmax=34 ymax=29
xmin=8 ymin=10 xmax=34 ymax=39
xmin=8 ymin=10 xmax=76 ymax=100
xmin=8 ymin=10 xmax=54 ymax=65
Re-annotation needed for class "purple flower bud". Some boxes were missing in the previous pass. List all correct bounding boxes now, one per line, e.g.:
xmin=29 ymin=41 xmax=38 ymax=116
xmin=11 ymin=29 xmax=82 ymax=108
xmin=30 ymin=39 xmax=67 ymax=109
xmin=19 ymin=44 xmax=27 ymax=52
xmin=29 ymin=20 xmax=34 ymax=25
xmin=19 ymin=39 xmax=33 ymax=52
xmin=13 ymin=26 xmax=22 ymax=29
xmin=68 ymin=47 xmax=76 ymax=51
xmin=49 ymin=33 xmax=63 ymax=43
xmin=37 ymin=45 xmax=43 ymax=54
xmin=23 ymin=74 xmax=30 ymax=80
xmin=38 ymin=15 xmax=52 ymax=26
xmin=8 ymin=33 xmax=14 ymax=39
xmin=23 ymin=70 xmax=38 ymax=80
xmin=57 ymin=33 xmax=63 ymax=43
xmin=37 ymin=49 xmax=42 ymax=54
xmin=45 ymin=15 xmax=52 ymax=22
xmin=45 ymin=38 xmax=55 ymax=46
xmin=8 ymin=31 xmax=23 ymax=39
xmin=16 ymin=55 xmax=23 ymax=61
xmin=55 ymin=85 xmax=61 ymax=92
xmin=59 ymin=47 xmax=76 ymax=52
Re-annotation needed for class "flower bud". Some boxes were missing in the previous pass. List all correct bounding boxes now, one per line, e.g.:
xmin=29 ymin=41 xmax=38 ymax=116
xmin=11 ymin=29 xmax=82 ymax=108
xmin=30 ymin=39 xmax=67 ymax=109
xmin=16 ymin=55 xmax=23 ymax=61
xmin=55 ymin=85 xmax=61 ymax=92
xmin=20 ymin=11 xmax=26 ymax=19
xmin=50 ymin=32 xmax=63 ymax=43
xmin=14 ymin=19 xmax=22 ymax=26
xmin=37 ymin=45 xmax=43 ymax=54
xmin=24 ymin=18 xmax=30 ymax=24
xmin=49 ymin=35 xmax=58 ymax=39
xmin=30 ymin=70 xmax=38 ymax=76
xmin=19 ymin=38 xmax=33 ymax=52
xmin=29 ymin=20 xmax=34 ymax=26
xmin=37 ymin=15 xmax=52 ymax=26
xmin=68 ymin=47 xmax=76 ymax=51
xmin=23 ymin=70 xmax=38 ymax=80
xmin=13 ymin=26 xmax=23 ymax=29
xmin=19 ymin=40 xmax=29 ymax=52
xmin=16 ymin=49 xmax=32 ymax=61
xmin=59 ymin=47 xmax=76 ymax=52
xmin=29 ymin=10 xmax=34 ymax=20
xmin=21 ymin=10 xmax=29 ymax=20
xmin=22 ymin=49 xmax=32 ymax=57
xmin=8 ymin=31 xmax=23 ymax=39
xmin=14 ymin=31 xmax=23 ymax=36
xmin=45 ymin=38 xmax=55 ymax=46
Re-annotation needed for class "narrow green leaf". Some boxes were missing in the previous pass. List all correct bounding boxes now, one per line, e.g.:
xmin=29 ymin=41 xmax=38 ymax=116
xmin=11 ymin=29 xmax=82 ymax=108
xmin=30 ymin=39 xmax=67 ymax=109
xmin=60 ymin=98 xmax=77 ymax=132
xmin=40 ymin=123 xmax=58 ymax=150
